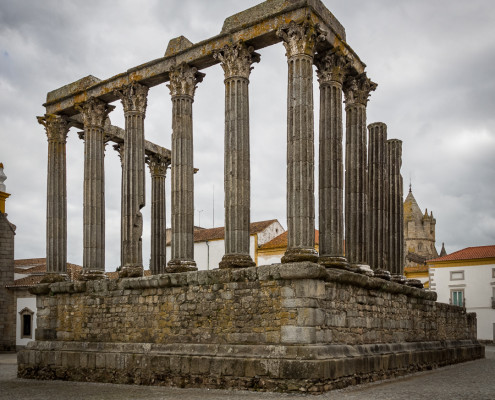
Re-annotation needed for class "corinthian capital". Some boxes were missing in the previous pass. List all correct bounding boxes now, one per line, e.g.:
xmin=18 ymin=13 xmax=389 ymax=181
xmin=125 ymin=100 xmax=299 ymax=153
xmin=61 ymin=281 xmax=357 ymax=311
xmin=213 ymin=42 xmax=260 ymax=80
xmin=37 ymin=114 xmax=70 ymax=143
xmin=315 ymin=50 xmax=353 ymax=85
xmin=146 ymin=154 xmax=169 ymax=177
xmin=343 ymin=73 xmax=378 ymax=106
xmin=277 ymin=19 xmax=325 ymax=58
xmin=167 ymin=63 xmax=205 ymax=98
xmin=76 ymin=97 xmax=115 ymax=129
xmin=114 ymin=82 xmax=149 ymax=114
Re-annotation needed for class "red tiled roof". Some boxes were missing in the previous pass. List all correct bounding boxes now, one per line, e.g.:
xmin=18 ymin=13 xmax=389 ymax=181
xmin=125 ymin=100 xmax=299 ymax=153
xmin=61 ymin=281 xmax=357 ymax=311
xmin=8 ymin=259 xmax=83 ymax=287
xmin=260 ymin=230 xmax=319 ymax=250
xmin=166 ymin=219 xmax=279 ymax=244
xmin=429 ymin=245 xmax=495 ymax=262
xmin=14 ymin=258 xmax=46 ymax=266
xmin=6 ymin=275 xmax=43 ymax=288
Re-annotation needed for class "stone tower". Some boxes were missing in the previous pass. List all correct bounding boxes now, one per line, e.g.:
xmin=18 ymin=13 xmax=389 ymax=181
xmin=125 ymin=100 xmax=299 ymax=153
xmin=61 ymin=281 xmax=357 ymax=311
xmin=0 ymin=163 xmax=16 ymax=351
xmin=403 ymin=185 xmax=438 ymax=267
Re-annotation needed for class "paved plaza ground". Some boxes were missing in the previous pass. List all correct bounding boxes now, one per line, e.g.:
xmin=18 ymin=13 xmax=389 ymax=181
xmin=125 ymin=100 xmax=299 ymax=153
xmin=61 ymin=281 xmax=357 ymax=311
xmin=1 ymin=346 xmax=494 ymax=400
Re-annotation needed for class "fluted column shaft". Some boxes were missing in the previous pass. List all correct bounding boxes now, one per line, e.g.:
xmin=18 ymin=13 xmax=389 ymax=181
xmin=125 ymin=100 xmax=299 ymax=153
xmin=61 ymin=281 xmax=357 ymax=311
xmin=115 ymin=82 xmax=149 ymax=278
xmin=77 ymin=97 xmax=114 ymax=279
xmin=368 ymin=122 xmax=388 ymax=270
xmin=315 ymin=51 xmax=349 ymax=268
xmin=214 ymin=43 xmax=259 ymax=269
xmin=344 ymin=74 xmax=377 ymax=268
xmin=166 ymin=63 xmax=204 ymax=272
xmin=277 ymin=20 xmax=324 ymax=263
xmin=113 ymin=143 xmax=125 ymax=269
xmin=147 ymin=155 xmax=168 ymax=275
xmin=387 ymin=139 xmax=404 ymax=275
xmin=38 ymin=114 xmax=69 ymax=281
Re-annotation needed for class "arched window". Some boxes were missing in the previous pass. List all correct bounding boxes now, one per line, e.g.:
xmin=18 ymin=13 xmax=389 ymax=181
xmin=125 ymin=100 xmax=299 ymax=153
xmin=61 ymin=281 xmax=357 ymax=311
xmin=19 ymin=308 xmax=34 ymax=339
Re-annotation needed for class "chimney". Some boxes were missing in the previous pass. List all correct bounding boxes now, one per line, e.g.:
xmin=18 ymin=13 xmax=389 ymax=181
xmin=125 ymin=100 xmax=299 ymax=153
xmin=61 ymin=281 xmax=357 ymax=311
xmin=0 ymin=163 xmax=11 ymax=213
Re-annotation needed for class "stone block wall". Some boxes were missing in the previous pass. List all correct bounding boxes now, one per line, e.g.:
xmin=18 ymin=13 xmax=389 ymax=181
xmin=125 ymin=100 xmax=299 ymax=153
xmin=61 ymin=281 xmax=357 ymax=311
xmin=0 ymin=213 xmax=15 ymax=351
xmin=19 ymin=263 xmax=483 ymax=392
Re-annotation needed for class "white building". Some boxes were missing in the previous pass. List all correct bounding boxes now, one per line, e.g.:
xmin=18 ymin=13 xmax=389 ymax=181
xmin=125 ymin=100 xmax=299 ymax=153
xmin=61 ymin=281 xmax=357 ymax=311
xmin=428 ymin=245 xmax=495 ymax=342
xmin=166 ymin=219 xmax=284 ymax=270
xmin=5 ymin=259 xmax=82 ymax=350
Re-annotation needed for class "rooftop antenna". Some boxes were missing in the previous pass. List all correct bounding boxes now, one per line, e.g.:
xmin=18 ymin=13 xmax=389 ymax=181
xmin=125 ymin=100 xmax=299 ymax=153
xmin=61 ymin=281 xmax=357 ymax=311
xmin=212 ymin=184 xmax=215 ymax=228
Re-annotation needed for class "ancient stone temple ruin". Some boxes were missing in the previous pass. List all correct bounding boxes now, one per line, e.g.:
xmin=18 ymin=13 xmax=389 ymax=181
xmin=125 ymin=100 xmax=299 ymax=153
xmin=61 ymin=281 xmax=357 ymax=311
xmin=19 ymin=0 xmax=483 ymax=393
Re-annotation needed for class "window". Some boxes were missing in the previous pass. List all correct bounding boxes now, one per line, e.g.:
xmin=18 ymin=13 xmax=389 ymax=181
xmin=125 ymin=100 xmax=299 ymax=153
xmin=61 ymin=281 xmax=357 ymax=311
xmin=492 ymin=268 xmax=495 ymax=278
xmin=451 ymin=290 xmax=464 ymax=307
xmin=19 ymin=308 xmax=34 ymax=339
xmin=450 ymin=270 xmax=464 ymax=281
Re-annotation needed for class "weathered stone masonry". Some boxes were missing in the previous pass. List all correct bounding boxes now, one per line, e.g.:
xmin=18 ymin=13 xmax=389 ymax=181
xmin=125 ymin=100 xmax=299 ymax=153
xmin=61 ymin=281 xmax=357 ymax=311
xmin=20 ymin=264 xmax=482 ymax=391
xmin=23 ymin=0 xmax=483 ymax=393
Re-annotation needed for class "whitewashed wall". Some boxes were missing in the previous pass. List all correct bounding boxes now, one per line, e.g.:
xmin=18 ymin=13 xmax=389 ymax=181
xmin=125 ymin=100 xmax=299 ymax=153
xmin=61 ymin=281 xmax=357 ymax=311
xmin=430 ymin=263 xmax=495 ymax=340
xmin=16 ymin=296 xmax=36 ymax=347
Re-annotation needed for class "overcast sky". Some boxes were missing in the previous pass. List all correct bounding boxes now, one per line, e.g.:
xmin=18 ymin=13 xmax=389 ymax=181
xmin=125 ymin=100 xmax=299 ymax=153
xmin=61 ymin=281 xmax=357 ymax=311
xmin=1 ymin=0 xmax=494 ymax=271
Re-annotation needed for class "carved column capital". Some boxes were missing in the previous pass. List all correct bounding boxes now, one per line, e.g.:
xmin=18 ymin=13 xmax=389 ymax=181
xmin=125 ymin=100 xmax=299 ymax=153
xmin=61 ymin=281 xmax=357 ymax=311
xmin=214 ymin=42 xmax=260 ymax=80
xmin=167 ymin=63 xmax=205 ymax=98
xmin=344 ymin=73 xmax=377 ymax=106
xmin=37 ymin=114 xmax=70 ymax=143
xmin=146 ymin=154 xmax=169 ymax=177
xmin=315 ymin=50 xmax=353 ymax=86
xmin=113 ymin=143 xmax=124 ymax=164
xmin=75 ymin=97 xmax=115 ymax=128
xmin=277 ymin=19 xmax=325 ymax=58
xmin=114 ymin=82 xmax=149 ymax=114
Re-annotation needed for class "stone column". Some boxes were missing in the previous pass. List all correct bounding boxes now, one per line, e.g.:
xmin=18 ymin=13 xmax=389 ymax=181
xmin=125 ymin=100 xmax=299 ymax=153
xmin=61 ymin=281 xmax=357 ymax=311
xmin=115 ymin=82 xmax=149 ymax=278
xmin=314 ymin=50 xmax=350 ymax=269
xmin=387 ymin=139 xmax=404 ymax=276
xmin=146 ymin=154 xmax=168 ymax=275
xmin=113 ymin=143 xmax=125 ymax=270
xmin=368 ymin=122 xmax=389 ymax=271
xmin=343 ymin=73 xmax=377 ymax=269
xmin=277 ymin=19 xmax=324 ymax=264
xmin=214 ymin=42 xmax=260 ymax=269
xmin=76 ymin=97 xmax=114 ymax=280
xmin=166 ymin=63 xmax=204 ymax=272
xmin=37 ymin=114 xmax=70 ymax=282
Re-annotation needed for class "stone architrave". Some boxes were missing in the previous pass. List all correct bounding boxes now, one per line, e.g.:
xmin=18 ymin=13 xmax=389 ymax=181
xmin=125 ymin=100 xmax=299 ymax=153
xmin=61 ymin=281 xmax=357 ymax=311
xmin=277 ymin=19 xmax=325 ymax=264
xmin=368 ymin=122 xmax=389 ymax=271
xmin=76 ymin=97 xmax=114 ymax=280
xmin=166 ymin=63 xmax=204 ymax=273
xmin=146 ymin=154 xmax=168 ymax=275
xmin=343 ymin=73 xmax=377 ymax=269
xmin=37 ymin=114 xmax=70 ymax=282
xmin=214 ymin=42 xmax=260 ymax=269
xmin=387 ymin=139 xmax=404 ymax=275
xmin=115 ymin=82 xmax=149 ymax=278
xmin=314 ymin=50 xmax=351 ymax=269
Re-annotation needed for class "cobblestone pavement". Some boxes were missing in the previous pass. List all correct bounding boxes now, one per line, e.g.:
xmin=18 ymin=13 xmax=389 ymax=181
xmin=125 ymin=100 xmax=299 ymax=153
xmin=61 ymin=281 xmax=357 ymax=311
xmin=1 ymin=346 xmax=494 ymax=400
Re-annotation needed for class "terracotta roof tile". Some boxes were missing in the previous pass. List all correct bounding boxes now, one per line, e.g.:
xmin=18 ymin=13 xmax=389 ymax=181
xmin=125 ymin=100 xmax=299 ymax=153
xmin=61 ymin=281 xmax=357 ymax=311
xmin=260 ymin=230 xmax=319 ymax=250
xmin=14 ymin=258 xmax=46 ymax=266
xmin=6 ymin=275 xmax=43 ymax=288
xmin=167 ymin=219 xmax=279 ymax=244
xmin=8 ymin=259 xmax=83 ymax=287
xmin=429 ymin=245 xmax=495 ymax=262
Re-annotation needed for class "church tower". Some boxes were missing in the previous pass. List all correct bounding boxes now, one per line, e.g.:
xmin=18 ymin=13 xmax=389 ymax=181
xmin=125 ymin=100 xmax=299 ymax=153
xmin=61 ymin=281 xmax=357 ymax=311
xmin=403 ymin=185 xmax=439 ymax=267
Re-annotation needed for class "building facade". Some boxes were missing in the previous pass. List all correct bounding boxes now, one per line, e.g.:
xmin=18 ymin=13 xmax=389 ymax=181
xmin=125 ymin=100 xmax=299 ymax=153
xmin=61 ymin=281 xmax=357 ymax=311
xmin=166 ymin=220 xmax=284 ymax=270
xmin=428 ymin=245 xmax=495 ymax=341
